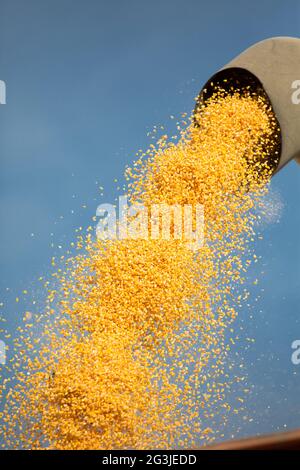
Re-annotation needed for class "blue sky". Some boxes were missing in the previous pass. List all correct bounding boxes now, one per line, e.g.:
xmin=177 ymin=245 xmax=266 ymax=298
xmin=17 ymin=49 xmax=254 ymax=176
xmin=0 ymin=0 xmax=300 ymax=444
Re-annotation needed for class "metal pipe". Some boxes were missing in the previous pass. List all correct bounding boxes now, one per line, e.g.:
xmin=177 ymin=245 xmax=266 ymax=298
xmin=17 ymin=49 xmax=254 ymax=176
xmin=196 ymin=37 xmax=300 ymax=174
xmin=203 ymin=428 xmax=300 ymax=450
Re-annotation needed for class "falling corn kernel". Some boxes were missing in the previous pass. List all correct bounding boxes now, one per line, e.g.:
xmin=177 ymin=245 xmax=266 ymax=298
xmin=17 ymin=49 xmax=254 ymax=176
xmin=0 ymin=86 xmax=280 ymax=449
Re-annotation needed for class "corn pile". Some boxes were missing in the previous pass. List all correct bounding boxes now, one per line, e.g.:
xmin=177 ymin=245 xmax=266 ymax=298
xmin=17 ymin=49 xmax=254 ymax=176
xmin=0 ymin=87 xmax=280 ymax=449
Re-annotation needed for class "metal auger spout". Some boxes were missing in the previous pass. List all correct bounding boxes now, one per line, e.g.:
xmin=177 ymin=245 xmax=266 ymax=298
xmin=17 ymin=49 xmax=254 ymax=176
xmin=196 ymin=37 xmax=300 ymax=174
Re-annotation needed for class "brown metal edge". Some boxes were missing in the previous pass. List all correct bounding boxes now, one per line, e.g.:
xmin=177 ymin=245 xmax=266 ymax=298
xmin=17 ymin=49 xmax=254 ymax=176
xmin=202 ymin=429 xmax=300 ymax=450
